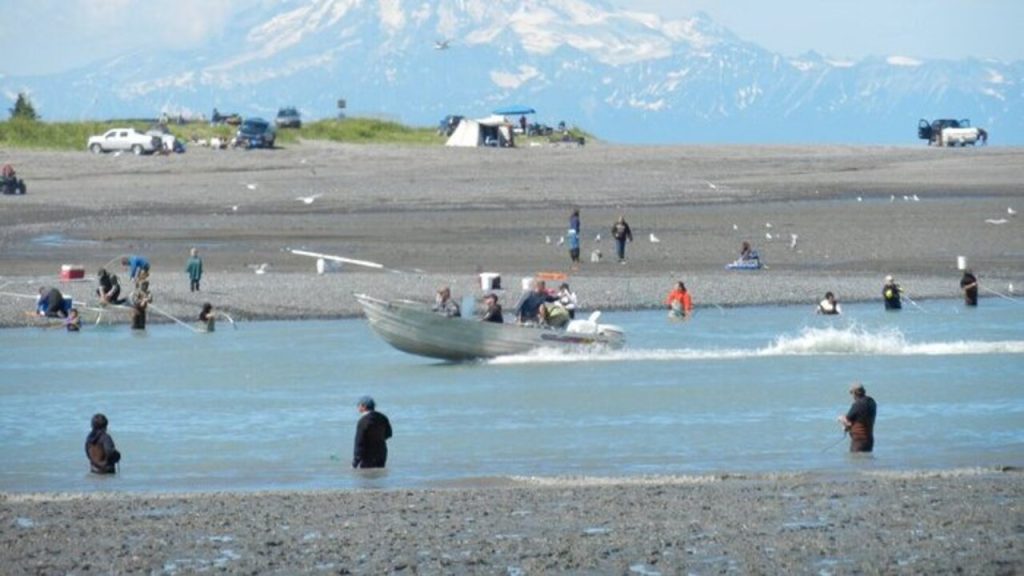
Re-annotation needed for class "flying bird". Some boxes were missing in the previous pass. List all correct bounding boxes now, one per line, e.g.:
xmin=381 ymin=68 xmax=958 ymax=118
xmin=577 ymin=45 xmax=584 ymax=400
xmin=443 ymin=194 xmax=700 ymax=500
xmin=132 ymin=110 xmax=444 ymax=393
xmin=704 ymin=180 xmax=717 ymax=190
xmin=649 ymin=233 xmax=661 ymax=243
xmin=296 ymin=193 xmax=323 ymax=205
xmin=434 ymin=39 xmax=451 ymax=50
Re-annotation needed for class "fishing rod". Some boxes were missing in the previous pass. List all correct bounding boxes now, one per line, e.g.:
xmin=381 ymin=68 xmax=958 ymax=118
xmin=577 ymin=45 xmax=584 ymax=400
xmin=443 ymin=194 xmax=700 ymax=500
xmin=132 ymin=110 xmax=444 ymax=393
xmin=981 ymin=285 xmax=1019 ymax=303
xmin=218 ymin=311 xmax=238 ymax=330
xmin=901 ymin=292 xmax=929 ymax=313
xmin=821 ymin=430 xmax=848 ymax=453
xmin=147 ymin=303 xmax=203 ymax=333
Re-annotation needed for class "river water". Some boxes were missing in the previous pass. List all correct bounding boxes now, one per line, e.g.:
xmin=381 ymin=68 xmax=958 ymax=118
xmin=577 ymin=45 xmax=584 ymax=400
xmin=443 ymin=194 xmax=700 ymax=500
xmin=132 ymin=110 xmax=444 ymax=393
xmin=1 ymin=298 xmax=1021 ymax=493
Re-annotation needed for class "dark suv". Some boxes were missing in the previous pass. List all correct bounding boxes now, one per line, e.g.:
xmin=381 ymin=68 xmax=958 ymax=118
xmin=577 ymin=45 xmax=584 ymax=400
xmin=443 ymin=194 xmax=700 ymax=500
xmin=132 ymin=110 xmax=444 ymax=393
xmin=235 ymin=118 xmax=277 ymax=149
xmin=275 ymin=107 xmax=302 ymax=129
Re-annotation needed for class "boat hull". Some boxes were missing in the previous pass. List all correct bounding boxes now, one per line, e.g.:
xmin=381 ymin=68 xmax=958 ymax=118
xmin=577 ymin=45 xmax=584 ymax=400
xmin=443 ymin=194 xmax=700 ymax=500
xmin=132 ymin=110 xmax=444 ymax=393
xmin=355 ymin=294 xmax=624 ymax=361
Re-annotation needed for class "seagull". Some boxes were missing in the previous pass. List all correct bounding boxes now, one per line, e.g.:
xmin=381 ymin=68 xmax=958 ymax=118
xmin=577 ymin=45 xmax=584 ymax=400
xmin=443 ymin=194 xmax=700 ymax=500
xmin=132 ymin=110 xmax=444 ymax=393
xmin=1009 ymin=283 xmax=1015 ymax=294
xmin=252 ymin=263 xmax=269 ymax=275
xmin=545 ymin=235 xmax=551 ymax=244
xmin=903 ymin=195 xmax=910 ymax=201
xmin=230 ymin=205 xmax=239 ymax=212
xmin=732 ymin=224 xmax=739 ymax=231
xmin=912 ymin=194 xmax=920 ymax=202
xmin=112 ymin=151 xmax=122 ymax=157
xmin=1009 ymin=207 xmax=1018 ymax=216
xmin=985 ymin=218 xmax=1008 ymax=225
xmin=434 ymin=39 xmax=452 ymax=50
xmin=649 ymin=233 xmax=661 ymax=243
xmin=704 ymin=180 xmax=717 ymax=190
xmin=890 ymin=195 xmax=896 ymax=203
xmin=557 ymin=236 xmax=565 ymax=246
xmin=594 ymin=233 xmax=601 ymax=242
xmin=856 ymin=196 xmax=863 ymax=202
xmin=765 ymin=222 xmax=772 ymax=229
xmin=246 ymin=183 xmax=257 ymax=190
xmin=765 ymin=232 xmax=773 ymax=240
xmin=296 ymin=193 xmax=323 ymax=205
xmin=789 ymin=233 xmax=799 ymax=250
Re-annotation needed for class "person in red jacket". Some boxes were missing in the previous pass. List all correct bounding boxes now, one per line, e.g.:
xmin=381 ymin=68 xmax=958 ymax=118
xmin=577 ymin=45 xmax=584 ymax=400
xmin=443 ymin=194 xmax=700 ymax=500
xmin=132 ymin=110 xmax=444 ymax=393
xmin=665 ymin=281 xmax=693 ymax=320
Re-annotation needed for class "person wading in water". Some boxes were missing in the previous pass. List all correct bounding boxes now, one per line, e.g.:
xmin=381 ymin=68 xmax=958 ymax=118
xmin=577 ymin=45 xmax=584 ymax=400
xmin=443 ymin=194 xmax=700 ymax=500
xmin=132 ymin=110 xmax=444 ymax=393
xmin=837 ymin=382 xmax=877 ymax=453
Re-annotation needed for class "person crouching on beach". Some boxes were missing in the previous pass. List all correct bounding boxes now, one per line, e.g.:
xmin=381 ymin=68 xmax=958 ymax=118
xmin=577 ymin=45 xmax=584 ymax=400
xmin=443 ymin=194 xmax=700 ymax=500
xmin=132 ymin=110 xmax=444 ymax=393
xmin=666 ymin=281 xmax=693 ymax=320
xmin=85 ymin=413 xmax=121 ymax=474
xmin=353 ymin=396 xmax=392 ymax=469
xmin=837 ymin=382 xmax=876 ymax=453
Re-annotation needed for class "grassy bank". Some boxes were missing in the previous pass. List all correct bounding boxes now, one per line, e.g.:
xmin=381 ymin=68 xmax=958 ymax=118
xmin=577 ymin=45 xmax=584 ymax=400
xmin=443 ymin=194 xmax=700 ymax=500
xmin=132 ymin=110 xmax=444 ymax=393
xmin=0 ymin=117 xmax=590 ymax=151
xmin=0 ymin=117 xmax=441 ymax=150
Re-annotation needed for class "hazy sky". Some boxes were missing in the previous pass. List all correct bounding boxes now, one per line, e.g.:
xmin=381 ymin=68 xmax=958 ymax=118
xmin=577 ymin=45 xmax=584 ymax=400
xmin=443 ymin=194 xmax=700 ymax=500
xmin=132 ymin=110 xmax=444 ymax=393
xmin=0 ymin=0 xmax=1020 ymax=76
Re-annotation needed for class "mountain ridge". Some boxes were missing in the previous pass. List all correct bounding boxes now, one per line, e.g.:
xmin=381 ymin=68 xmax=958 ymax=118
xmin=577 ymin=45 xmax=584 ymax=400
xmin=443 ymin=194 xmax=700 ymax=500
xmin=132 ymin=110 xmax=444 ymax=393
xmin=3 ymin=0 xmax=1020 ymax=144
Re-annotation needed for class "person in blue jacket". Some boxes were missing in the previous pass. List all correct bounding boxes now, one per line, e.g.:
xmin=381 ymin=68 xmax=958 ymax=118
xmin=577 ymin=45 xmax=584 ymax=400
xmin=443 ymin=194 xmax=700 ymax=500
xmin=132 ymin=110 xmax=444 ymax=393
xmin=121 ymin=255 xmax=150 ymax=284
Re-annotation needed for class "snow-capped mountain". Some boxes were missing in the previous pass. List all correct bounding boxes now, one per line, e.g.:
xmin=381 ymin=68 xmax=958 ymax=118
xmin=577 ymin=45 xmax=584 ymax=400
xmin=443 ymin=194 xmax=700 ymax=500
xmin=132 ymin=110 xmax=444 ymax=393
xmin=4 ymin=0 xmax=1021 ymax=144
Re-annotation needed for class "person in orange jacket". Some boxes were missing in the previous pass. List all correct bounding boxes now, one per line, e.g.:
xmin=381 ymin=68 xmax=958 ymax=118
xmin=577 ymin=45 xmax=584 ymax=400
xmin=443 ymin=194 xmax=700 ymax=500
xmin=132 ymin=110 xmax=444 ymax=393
xmin=665 ymin=281 xmax=693 ymax=320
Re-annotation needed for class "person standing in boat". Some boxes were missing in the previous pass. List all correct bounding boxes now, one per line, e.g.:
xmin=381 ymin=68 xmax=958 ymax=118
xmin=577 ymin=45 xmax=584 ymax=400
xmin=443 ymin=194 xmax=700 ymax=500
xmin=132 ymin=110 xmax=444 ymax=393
xmin=352 ymin=396 xmax=392 ymax=469
xmin=557 ymin=283 xmax=578 ymax=319
xmin=480 ymin=293 xmax=503 ymax=323
xmin=960 ymin=269 xmax=979 ymax=307
xmin=837 ymin=382 xmax=877 ymax=453
xmin=882 ymin=275 xmax=902 ymax=310
xmin=665 ymin=281 xmax=693 ymax=320
xmin=433 ymin=286 xmax=461 ymax=317
xmin=515 ymin=280 xmax=556 ymax=324
xmin=817 ymin=291 xmax=841 ymax=315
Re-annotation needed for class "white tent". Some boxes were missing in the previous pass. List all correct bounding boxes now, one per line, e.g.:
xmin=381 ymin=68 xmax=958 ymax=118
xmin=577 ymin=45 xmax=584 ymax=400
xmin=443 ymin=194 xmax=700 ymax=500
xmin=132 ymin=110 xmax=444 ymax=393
xmin=445 ymin=115 xmax=515 ymax=147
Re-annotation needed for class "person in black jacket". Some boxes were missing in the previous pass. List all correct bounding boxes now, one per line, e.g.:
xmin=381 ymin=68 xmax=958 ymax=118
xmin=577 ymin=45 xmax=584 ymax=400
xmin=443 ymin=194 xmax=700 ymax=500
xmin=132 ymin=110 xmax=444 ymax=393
xmin=352 ymin=396 xmax=392 ymax=469
xmin=85 ymin=413 xmax=121 ymax=474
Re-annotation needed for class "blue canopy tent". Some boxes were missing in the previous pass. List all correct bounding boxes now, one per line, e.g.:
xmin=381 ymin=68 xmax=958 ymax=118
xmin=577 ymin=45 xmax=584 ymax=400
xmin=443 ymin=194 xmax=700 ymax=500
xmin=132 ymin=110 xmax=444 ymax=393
xmin=492 ymin=105 xmax=536 ymax=116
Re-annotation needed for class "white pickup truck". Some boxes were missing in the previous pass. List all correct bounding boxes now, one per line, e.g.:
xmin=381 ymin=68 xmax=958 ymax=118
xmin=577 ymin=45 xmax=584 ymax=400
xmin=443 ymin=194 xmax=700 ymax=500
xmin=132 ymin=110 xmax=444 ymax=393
xmin=917 ymin=118 xmax=988 ymax=147
xmin=87 ymin=128 xmax=163 ymax=155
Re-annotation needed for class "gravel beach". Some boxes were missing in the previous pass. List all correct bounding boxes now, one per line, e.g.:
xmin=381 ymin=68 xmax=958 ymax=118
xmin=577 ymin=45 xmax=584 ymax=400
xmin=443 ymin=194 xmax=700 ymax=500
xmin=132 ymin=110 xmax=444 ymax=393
xmin=2 ymin=142 xmax=1022 ymax=573
xmin=1 ymin=143 xmax=1022 ymax=327
xmin=2 ymin=470 xmax=1021 ymax=574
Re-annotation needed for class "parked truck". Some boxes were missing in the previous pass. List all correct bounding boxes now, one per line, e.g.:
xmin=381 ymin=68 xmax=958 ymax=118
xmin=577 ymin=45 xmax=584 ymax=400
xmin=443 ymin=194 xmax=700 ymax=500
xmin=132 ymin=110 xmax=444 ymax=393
xmin=918 ymin=118 xmax=988 ymax=147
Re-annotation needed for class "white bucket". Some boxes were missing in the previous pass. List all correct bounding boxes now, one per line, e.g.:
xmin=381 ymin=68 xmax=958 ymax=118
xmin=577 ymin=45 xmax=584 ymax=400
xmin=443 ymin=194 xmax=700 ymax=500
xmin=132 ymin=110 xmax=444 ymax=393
xmin=316 ymin=258 xmax=342 ymax=275
xmin=479 ymin=272 xmax=501 ymax=291
xmin=956 ymin=256 xmax=967 ymax=271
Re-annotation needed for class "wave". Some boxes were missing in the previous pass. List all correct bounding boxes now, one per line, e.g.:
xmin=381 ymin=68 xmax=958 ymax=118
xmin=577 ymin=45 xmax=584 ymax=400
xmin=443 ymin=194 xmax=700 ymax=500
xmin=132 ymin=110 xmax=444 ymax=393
xmin=489 ymin=325 xmax=1024 ymax=364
